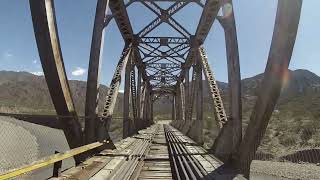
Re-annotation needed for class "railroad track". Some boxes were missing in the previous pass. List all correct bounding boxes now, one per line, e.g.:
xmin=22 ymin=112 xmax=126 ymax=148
xmin=4 ymin=122 xmax=243 ymax=179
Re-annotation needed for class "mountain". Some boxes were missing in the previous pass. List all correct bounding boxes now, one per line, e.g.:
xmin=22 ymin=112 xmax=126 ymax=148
xmin=0 ymin=71 xmax=123 ymax=116
xmin=201 ymin=69 xmax=320 ymax=158
xmin=1 ymin=69 xmax=320 ymax=159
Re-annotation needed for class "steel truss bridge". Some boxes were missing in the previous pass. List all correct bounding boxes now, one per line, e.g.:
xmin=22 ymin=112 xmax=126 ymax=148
xmin=0 ymin=0 xmax=304 ymax=179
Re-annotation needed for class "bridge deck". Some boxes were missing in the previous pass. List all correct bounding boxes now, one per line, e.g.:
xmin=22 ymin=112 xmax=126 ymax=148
xmin=50 ymin=122 xmax=245 ymax=180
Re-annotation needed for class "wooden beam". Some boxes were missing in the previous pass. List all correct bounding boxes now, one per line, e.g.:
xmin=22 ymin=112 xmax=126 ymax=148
xmin=238 ymin=0 xmax=302 ymax=177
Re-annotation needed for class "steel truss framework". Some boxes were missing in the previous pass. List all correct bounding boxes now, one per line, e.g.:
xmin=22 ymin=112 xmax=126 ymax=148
xmin=29 ymin=0 xmax=302 ymax=177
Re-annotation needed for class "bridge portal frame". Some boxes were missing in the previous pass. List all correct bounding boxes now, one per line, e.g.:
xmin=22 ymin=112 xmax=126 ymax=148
xmin=28 ymin=0 xmax=303 ymax=177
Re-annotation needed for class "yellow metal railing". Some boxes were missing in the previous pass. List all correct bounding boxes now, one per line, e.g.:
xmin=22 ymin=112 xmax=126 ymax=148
xmin=0 ymin=140 xmax=109 ymax=180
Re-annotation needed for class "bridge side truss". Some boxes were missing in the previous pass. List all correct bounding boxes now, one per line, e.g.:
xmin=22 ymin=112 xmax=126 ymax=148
xmin=29 ymin=0 xmax=302 ymax=177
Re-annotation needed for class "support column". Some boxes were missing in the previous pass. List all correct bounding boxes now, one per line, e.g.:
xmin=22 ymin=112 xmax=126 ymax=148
xmin=150 ymin=97 xmax=154 ymax=125
xmin=238 ymin=0 xmax=302 ymax=177
xmin=186 ymin=56 xmax=203 ymax=144
xmin=142 ymin=82 xmax=149 ymax=128
xmin=195 ymin=60 xmax=203 ymax=144
xmin=182 ymin=66 xmax=197 ymax=134
xmin=211 ymin=0 xmax=242 ymax=161
xmin=184 ymin=69 xmax=190 ymax=124
xmin=130 ymin=65 xmax=138 ymax=135
xmin=144 ymin=85 xmax=151 ymax=127
xmin=123 ymin=52 xmax=132 ymax=138
xmin=29 ymin=0 xmax=83 ymax=155
xmin=140 ymin=83 xmax=146 ymax=128
xmin=181 ymin=84 xmax=186 ymax=122
xmin=101 ymin=46 xmax=131 ymax=145
xmin=172 ymin=96 xmax=176 ymax=122
xmin=175 ymin=84 xmax=182 ymax=128
xmin=136 ymin=68 xmax=142 ymax=130
xmin=85 ymin=0 xmax=109 ymax=145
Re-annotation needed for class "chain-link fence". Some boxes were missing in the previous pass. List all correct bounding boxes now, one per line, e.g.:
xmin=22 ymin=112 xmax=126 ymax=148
xmin=0 ymin=115 xmax=75 ymax=179
xmin=0 ymin=115 xmax=126 ymax=179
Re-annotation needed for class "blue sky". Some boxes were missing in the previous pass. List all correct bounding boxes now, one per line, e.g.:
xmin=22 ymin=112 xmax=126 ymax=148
xmin=0 ymin=0 xmax=319 ymax=86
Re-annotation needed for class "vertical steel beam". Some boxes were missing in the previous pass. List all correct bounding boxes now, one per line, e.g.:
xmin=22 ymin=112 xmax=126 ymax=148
xmin=172 ymin=96 xmax=176 ymax=121
xmin=175 ymin=84 xmax=182 ymax=123
xmin=85 ymin=0 xmax=109 ymax=145
xmin=147 ymin=90 xmax=152 ymax=126
xmin=102 ymin=46 xmax=131 ymax=118
xmin=180 ymin=83 xmax=186 ymax=122
xmin=29 ymin=0 xmax=83 ymax=153
xmin=150 ymin=99 xmax=154 ymax=124
xmin=136 ymin=68 xmax=142 ymax=130
xmin=182 ymin=65 xmax=197 ymax=134
xmin=100 ymin=46 xmax=131 ymax=150
xmin=123 ymin=52 xmax=133 ymax=138
xmin=211 ymin=0 xmax=242 ymax=161
xmin=238 ymin=0 xmax=302 ymax=177
xmin=186 ymin=56 xmax=203 ymax=143
xmin=184 ymin=68 xmax=190 ymax=122
xmin=130 ymin=64 xmax=138 ymax=135
xmin=195 ymin=59 xmax=203 ymax=144
xmin=143 ymin=84 xmax=150 ymax=127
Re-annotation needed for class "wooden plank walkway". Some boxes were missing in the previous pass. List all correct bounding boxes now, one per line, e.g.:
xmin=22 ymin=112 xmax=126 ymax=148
xmin=50 ymin=121 xmax=245 ymax=179
xmin=138 ymin=124 xmax=173 ymax=180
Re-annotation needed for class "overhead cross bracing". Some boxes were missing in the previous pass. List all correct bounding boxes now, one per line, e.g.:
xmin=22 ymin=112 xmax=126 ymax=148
xmin=0 ymin=0 xmax=305 ymax=179
xmin=121 ymin=0 xmax=206 ymax=94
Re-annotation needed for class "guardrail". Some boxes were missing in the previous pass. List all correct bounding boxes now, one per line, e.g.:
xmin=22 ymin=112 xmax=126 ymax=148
xmin=0 ymin=140 xmax=110 ymax=180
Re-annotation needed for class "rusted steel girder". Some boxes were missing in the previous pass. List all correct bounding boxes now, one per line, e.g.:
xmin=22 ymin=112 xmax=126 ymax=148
xmin=102 ymin=46 xmax=132 ymax=118
xmin=29 ymin=0 xmax=83 ymax=155
xmin=186 ymin=55 xmax=203 ymax=144
xmin=195 ymin=0 xmax=220 ymax=44
xmin=182 ymin=65 xmax=197 ymax=133
xmin=199 ymin=47 xmax=227 ymax=128
xmin=137 ymin=1 xmax=190 ymax=37
xmin=136 ymin=68 xmax=142 ymax=130
xmin=85 ymin=0 xmax=109 ymax=145
xmin=109 ymin=0 xmax=149 ymax=84
xmin=172 ymin=95 xmax=176 ymax=121
xmin=123 ymin=51 xmax=135 ymax=138
xmin=130 ymin=64 xmax=138 ymax=128
xmin=238 ymin=0 xmax=302 ymax=177
xmin=109 ymin=0 xmax=133 ymax=42
xmin=211 ymin=0 xmax=242 ymax=162
xmin=126 ymin=0 xmax=204 ymax=8
xmin=140 ymin=82 xmax=147 ymax=124
xmin=176 ymin=0 xmax=220 ymax=85
xmin=139 ymin=37 xmax=189 ymax=45
xmin=184 ymin=68 xmax=190 ymax=120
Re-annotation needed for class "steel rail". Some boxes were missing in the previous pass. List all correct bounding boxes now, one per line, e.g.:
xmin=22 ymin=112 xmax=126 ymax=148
xmin=164 ymin=124 xmax=212 ymax=179
xmin=111 ymin=125 xmax=159 ymax=179
xmin=167 ymin=125 xmax=213 ymax=179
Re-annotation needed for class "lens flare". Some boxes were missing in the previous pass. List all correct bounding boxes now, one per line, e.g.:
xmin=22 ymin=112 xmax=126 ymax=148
xmin=223 ymin=3 xmax=233 ymax=17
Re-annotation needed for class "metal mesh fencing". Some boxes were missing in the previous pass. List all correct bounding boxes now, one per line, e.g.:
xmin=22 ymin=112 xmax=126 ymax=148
xmin=0 ymin=115 xmax=77 ymax=179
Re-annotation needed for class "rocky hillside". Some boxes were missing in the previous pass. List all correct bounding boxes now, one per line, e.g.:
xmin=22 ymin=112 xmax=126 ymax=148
xmin=0 ymin=71 xmax=123 ymax=116
xmin=202 ymin=69 xmax=320 ymax=159
xmin=1 ymin=69 xmax=320 ymax=159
